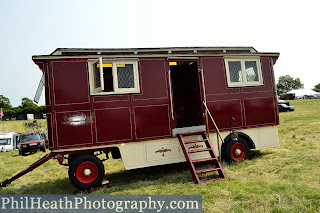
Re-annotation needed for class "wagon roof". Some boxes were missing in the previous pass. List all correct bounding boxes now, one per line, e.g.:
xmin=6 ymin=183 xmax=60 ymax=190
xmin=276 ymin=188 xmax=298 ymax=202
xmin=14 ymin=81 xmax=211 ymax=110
xmin=32 ymin=46 xmax=279 ymax=60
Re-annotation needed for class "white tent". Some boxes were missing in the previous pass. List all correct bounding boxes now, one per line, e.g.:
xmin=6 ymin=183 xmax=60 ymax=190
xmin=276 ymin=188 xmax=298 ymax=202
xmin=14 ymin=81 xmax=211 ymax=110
xmin=289 ymin=88 xmax=317 ymax=97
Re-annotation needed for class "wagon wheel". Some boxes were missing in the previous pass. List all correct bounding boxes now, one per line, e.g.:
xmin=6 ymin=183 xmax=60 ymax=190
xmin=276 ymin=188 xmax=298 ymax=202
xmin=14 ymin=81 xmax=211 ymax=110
xmin=68 ymin=154 xmax=105 ymax=189
xmin=225 ymin=138 xmax=250 ymax=162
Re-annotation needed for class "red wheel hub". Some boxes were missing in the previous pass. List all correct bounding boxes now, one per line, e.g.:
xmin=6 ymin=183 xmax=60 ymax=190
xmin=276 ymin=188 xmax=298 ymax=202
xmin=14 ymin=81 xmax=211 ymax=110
xmin=230 ymin=142 xmax=246 ymax=161
xmin=76 ymin=161 xmax=98 ymax=183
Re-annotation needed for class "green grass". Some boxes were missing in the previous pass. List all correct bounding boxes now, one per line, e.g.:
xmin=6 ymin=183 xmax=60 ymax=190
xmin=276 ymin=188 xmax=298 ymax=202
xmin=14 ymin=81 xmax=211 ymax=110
xmin=0 ymin=119 xmax=47 ymax=133
xmin=1 ymin=100 xmax=320 ymax=212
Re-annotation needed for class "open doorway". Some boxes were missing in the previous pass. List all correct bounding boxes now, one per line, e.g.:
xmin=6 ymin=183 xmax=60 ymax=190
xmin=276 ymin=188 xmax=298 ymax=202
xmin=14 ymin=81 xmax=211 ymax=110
xmin=170 ymin=61 xmax=203 ymax=128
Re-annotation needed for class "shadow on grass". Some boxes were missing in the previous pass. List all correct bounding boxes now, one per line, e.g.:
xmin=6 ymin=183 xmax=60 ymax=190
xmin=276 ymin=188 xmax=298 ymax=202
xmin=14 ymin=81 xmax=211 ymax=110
xmin=0 ymin=163 xmax=192 ymax=195
xmin=250 ymin=149 xmax=273 ymax=159
xmin=79 ymin=163 xmax=194 ymax=194
xmin=0 ymin=178 xmax=77 ymax=195
xmin=3 ymin=152 xmax=270 ymax=195
xmin=106 ymin=151 xmax=274 ymax=187
xmin=105 ymin=162 xmax=191 ymax=186
xmin=11 ymin=151 xmax=40 ymax=158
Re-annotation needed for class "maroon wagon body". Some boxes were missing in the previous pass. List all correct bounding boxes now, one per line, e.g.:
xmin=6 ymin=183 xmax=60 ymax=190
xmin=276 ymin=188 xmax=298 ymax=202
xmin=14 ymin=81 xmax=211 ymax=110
xmin=0 ymin=47 xmax=280 ymax=189
xmin=32 ymin=47 xmax=279 ymax=152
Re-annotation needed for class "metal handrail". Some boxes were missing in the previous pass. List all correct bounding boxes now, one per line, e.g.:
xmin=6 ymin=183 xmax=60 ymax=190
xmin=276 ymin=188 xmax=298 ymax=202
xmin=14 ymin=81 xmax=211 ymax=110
xmin=203 ymin=101 xmax=224 ymax=163
xmin=168 ymin=70 xmax=174 ymax=120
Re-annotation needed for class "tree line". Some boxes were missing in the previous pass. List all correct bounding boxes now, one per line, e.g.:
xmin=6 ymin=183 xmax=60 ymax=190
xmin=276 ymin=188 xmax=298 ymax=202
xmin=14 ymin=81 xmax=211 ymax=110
xmin=276 ymin=75 xmax=319 ymax=94
xmin=0 ymin=95 xmax=45 ymax=120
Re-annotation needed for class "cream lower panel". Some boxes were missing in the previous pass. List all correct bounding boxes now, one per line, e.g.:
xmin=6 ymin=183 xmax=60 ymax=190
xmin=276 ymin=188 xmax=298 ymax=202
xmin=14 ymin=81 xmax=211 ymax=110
xmin=209 ymin=126 xmax=279 ymax=150
xmin=119 ymin=142 xmax=146 ymax=170
xmin=120 ymin=126 xmax=279 ymax=170
xmin=258 ymin=126 xmax=279 ymax=149
xmin=120 ymin=135 xmax=211 ymax=170
xmin=119 ymin=138 xmax=183 ymax=170
xmin=145 ymin=134 xmax=205 ymax=162
xmin=237 ymin=126 xmax=279 ymax=149
xmin=146 ymin=142 xmax=184 ymax=162
xmin=235 ymin=128 xmax=261 ymax=148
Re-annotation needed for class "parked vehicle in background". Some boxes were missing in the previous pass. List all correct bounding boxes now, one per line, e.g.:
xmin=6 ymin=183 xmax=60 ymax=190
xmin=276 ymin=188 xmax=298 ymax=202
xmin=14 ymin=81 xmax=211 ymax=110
xmin=40 ymin=133 xmax=49 ymax=148
xmin=307 ymin=94 xmax=320 ymax=99
xmin=296 ymin=94 xmax=320 ymax=99
xmin=278 ymin=104 xmax=295 ymax=112
xmin=17 ymin=133 xmax=46 ymax=156
xmin=0 ymin=131 xmax=20 ymax=152
xmin=278 ymin=100 xmax=290 ymax=106
xmin=280 ymin=93 xmax=295 ymax=100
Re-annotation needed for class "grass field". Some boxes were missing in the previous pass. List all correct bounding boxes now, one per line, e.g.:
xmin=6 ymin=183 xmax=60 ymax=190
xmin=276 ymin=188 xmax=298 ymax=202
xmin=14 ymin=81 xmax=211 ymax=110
xmin=0 ymin=119 xmax=47 ymax=133
xmin=0 ymin=99 xmax=319 ymax=212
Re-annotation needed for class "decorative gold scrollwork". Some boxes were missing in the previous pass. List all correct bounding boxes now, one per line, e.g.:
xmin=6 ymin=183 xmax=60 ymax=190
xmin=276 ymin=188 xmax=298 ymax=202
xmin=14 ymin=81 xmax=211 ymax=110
xmin=155 ymin=147 xmax=172 ymax=156
xmin=189 ymin=144 xmax=203 ymax=149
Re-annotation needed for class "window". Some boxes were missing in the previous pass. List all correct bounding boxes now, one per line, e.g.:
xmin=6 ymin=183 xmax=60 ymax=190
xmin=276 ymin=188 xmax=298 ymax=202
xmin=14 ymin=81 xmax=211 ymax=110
xmin=225 ymin=58 xmax=263 ymax=87
xmin=88 ymin=58 xmax=140 ymax=95
xmin=0 ymin=138 xmax=11 ymax=145
xmin=21 ymin=134 xmax=41 ymax=142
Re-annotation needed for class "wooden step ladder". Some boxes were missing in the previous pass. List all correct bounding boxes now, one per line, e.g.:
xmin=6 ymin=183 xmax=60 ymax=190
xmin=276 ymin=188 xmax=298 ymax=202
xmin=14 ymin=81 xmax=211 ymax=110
xmin=177 ymin=131 xmax=226 ymax=184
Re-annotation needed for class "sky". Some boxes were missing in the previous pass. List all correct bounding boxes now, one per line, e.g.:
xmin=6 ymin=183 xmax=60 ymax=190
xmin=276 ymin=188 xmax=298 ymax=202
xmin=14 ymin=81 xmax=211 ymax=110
xmin=0 ymin=0 xmax=319 ymax=107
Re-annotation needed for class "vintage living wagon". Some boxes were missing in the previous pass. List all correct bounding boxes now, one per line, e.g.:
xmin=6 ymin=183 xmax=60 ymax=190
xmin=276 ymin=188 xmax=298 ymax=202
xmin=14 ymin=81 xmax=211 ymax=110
xmin=1 ymin=47 xmax=280 ymax=189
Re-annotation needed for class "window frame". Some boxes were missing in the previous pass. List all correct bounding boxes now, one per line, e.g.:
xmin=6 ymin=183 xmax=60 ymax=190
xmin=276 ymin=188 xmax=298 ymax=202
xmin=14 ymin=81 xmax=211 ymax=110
xmin=88 ymin=58 xmax=140 ymax=95
xmin=224 ymin=57 xmax=263 ymax=87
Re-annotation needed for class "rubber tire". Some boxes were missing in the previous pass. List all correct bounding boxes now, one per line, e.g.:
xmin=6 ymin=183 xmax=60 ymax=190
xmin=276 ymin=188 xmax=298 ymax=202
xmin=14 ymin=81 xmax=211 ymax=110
xmin=20 ymin=150 xmax=27 ymax=156
xmin=68 ymin=155 xmax=105 ymax=189
xmin=225 ymin=138 xmax=250 ymax=162
xmin=68 ymin=154 xmax=78 ymax=165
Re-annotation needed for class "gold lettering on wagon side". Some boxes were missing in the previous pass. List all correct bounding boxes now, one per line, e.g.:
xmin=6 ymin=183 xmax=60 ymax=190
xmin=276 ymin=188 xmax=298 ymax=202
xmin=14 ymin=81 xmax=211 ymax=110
xmin=189 ymin=144 xmax=203 ymax=149
xmin=155 ymin=147 xmax=172 ymax=156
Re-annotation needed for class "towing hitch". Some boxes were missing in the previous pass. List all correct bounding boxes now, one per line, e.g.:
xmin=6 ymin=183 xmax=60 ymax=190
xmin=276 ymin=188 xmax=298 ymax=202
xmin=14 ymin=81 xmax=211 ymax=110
xmin=0 ymin=152 xmax=56 ymax=187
